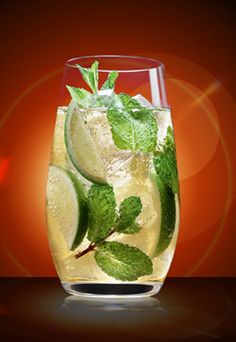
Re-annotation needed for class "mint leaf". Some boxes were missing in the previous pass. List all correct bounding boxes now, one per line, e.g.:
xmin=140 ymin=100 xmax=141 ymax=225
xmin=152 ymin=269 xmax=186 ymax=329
xmin=66 ymin=86 xmax=90 ymax=103
xmin=87 ymin=185 xmax=116 ymax=243
xmin=153 ymin=175 xmax=176 ymax=256
xmin=76 ymin=60 xmax=99 ymax=93
xmin=119 ymin=222 xmax=141 ymax=234
xmin=119 ymin=93 xmax=143 ymax=109
xmin=67 ymin=62 xmax=116 ymax=108
xmin=107 ymin=101 xmax=157 ymax=152
xmin=95 ymin=241 xmax=153 ymax=281
xmin=165 ymin=125 xmax=175 ymax=148
xmin=101 ymin=71 xmax=118 ymax=90
xmin=115 ymin=196 xmax=142 ymax=234
xmin=153 ymin=126 xmax=179 ymax=194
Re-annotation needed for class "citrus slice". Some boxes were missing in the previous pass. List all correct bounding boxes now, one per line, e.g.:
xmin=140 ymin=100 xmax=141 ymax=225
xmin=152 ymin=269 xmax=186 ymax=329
xmin=46 ymin=165 xmax=88 ymax=250
xmin=65 ymin=102 xmax=107 ymax=184
xmin=50 ymin=106 xmax=92 ymax=190
xmin=152 ymin=173 xmax=178 ymax=257
xmin=50 ymin=106 xmax=67 ymax=168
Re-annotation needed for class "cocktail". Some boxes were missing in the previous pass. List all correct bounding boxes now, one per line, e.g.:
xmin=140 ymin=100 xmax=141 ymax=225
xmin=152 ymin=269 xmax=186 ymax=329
xmin=45 ymin=55 xmax=180 ymax=297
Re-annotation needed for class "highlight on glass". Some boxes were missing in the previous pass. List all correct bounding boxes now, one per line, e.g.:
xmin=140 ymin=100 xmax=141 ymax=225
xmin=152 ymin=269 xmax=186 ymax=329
xmin=45 ymin=55 xmax=180 ymax=297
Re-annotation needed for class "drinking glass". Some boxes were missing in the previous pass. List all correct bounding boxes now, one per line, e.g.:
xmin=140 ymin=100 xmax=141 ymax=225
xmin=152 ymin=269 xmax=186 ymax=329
xmin=45 ymin=55 xmax=180 ymax=297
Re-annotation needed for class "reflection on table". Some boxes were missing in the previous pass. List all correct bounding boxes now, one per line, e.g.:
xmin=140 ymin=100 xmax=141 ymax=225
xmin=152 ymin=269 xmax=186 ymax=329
xmin=0 ymin=278 xmax=235 ymax=340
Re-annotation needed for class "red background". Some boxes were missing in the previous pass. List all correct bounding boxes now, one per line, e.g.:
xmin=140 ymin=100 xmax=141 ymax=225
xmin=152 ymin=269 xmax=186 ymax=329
xmin=1 ymin=1 xmax=236 ymax=277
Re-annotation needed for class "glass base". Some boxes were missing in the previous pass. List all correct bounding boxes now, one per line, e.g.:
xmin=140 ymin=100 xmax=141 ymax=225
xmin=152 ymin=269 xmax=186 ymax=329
xmin=61 ymin=281 xmax=163 ymax=298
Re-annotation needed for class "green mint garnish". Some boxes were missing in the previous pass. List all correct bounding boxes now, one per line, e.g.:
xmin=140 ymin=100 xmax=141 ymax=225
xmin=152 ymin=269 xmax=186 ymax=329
xmin=107 ymin=94 xmax=157 ymax=153
xmin=76 ymin=60 xmax=99 ymax=93
xmin=153 ymin=126 xmax=179 ymax=194
xmin=66 ymin=62 xmax=119 ymax=108
xmin=118 ymin=92 xmax=143 ymax=109
xmin=66 ymin=86 xmax=90 ymax=103
xmin=115 ymin=196 xmax=142 ymax=234
xmin=83 ymin=183 xmax=150 ymax=280
xmin=87 ymin=184 xmax=116 ymax=243
xmin=87 ymin=184 xmax=143 ymax=242
xmin=95 ymin=241 xmax=153 ymax=281
xmin=101 ymin=71 xmax=118 ymax=90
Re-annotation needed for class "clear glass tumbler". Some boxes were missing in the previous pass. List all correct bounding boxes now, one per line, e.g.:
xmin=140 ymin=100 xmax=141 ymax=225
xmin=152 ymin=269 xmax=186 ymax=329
xmin=45 ymin=55 xmax=180 ymax=298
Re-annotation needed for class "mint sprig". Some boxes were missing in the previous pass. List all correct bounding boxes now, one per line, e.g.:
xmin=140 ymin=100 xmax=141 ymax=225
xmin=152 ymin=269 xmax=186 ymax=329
xmin=76 ymin=61 xmax=99 ymax=93
xmin=66 ymin=61 xmax=118 ymax=108
xmin=75 ymin=183 xmax=152 ymax=281
xmin=66 ymin=61 xmax=158 ymax=156
xmin=95 ymin=241 xmax=153 ymax=281
xmin=153 ymin=126 xmax=179 ymax=194
xmin=87 ymin=185 xmax=143 ymax=242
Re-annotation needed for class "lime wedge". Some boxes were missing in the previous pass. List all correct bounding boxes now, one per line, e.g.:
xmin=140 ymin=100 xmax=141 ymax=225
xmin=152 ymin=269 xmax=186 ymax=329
xmin=65 ymin=102 xmax=107 ymax=184
xmin=46 ymin=165 xmax=88 ymax=250
xmin=152 ymin=173 xmax=177 ymax=257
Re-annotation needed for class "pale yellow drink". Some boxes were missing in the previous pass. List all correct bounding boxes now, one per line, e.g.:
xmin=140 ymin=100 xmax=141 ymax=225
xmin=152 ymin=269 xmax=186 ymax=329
xmin=46 ymin=104 xmax=179 ymax=289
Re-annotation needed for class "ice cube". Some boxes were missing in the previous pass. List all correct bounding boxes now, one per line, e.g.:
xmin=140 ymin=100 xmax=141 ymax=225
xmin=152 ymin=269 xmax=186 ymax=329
xmin=155 ymin=109 xmax=173 ymax=144
xmin=98 ymin=89 xmax=113 ymax=96
xmin=84 ymin=109 xmax=134 ymax=186
xmin=133 ymin=94 xmax=154 ymax=108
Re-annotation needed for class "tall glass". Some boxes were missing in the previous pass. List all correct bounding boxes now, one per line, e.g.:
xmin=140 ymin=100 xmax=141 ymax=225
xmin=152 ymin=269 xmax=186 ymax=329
xmin=45 ymin=55 xmax=180 ymax=297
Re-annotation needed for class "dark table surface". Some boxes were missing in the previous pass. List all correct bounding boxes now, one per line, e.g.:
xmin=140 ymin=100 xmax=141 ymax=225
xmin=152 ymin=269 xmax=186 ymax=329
xmin=0 ymin=278 xmax=235 ymax=341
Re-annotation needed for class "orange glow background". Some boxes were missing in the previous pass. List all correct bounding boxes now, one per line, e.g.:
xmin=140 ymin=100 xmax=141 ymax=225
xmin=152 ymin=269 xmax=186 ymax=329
xmin=1 ymin=1 xmax=236 ymax=277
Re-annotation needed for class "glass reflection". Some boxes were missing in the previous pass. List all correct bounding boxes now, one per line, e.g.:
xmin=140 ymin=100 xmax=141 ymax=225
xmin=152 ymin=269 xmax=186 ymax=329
xmin=0 ymin=278 xmax=235 ymax=340
xmin=57 ymin=293 xmax=220 ymax=339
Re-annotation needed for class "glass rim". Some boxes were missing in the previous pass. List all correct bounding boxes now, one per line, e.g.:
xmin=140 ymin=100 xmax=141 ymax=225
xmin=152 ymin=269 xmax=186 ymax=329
xmin=65 ymin=55 xmax=164 ymax=73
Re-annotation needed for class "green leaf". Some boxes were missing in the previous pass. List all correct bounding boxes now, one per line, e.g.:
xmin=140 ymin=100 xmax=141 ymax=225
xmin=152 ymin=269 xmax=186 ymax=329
xmin=95 ymin=241 xmax=153 ymax=281
xmin=119 ymin=222 xmax=141 ymax=234
xmin=87 ymin=184 xmax=116 ymax=243
xmin=115 ymin=196 xmax=142 ymax=234
xmin=101 ymin=71 xmax=118 ymax=90
xmin=153 ymin=126 xmax=179 ymax=194
xmin=118 ymin=92 xmax=143 ymax=109
xmin=76 ymin=60 xmax=99 ymax=93
xmin=165 ymin=125 xmax=175 ymax=148
xmin=107 ymin=103 xmax=157 ymax=152
xmin=153 ymin=175 xmax=176 ymax=256
xmin=66 ymin=86 xmax=90 ymax=103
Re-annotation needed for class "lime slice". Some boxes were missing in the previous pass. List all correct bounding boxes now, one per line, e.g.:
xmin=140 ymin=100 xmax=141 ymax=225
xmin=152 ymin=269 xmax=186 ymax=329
xmin=50 ymin=106 xmax=92 ymax=190
xmin=46 ymin=165 xmax=88 ymax=250
xmin=50 ymin=107 xmax=67 ymax=167
xmin=152 ymin=174 xmax=177 ymax=257
xmin=65 ymin=102 xmax=107 ymax=184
